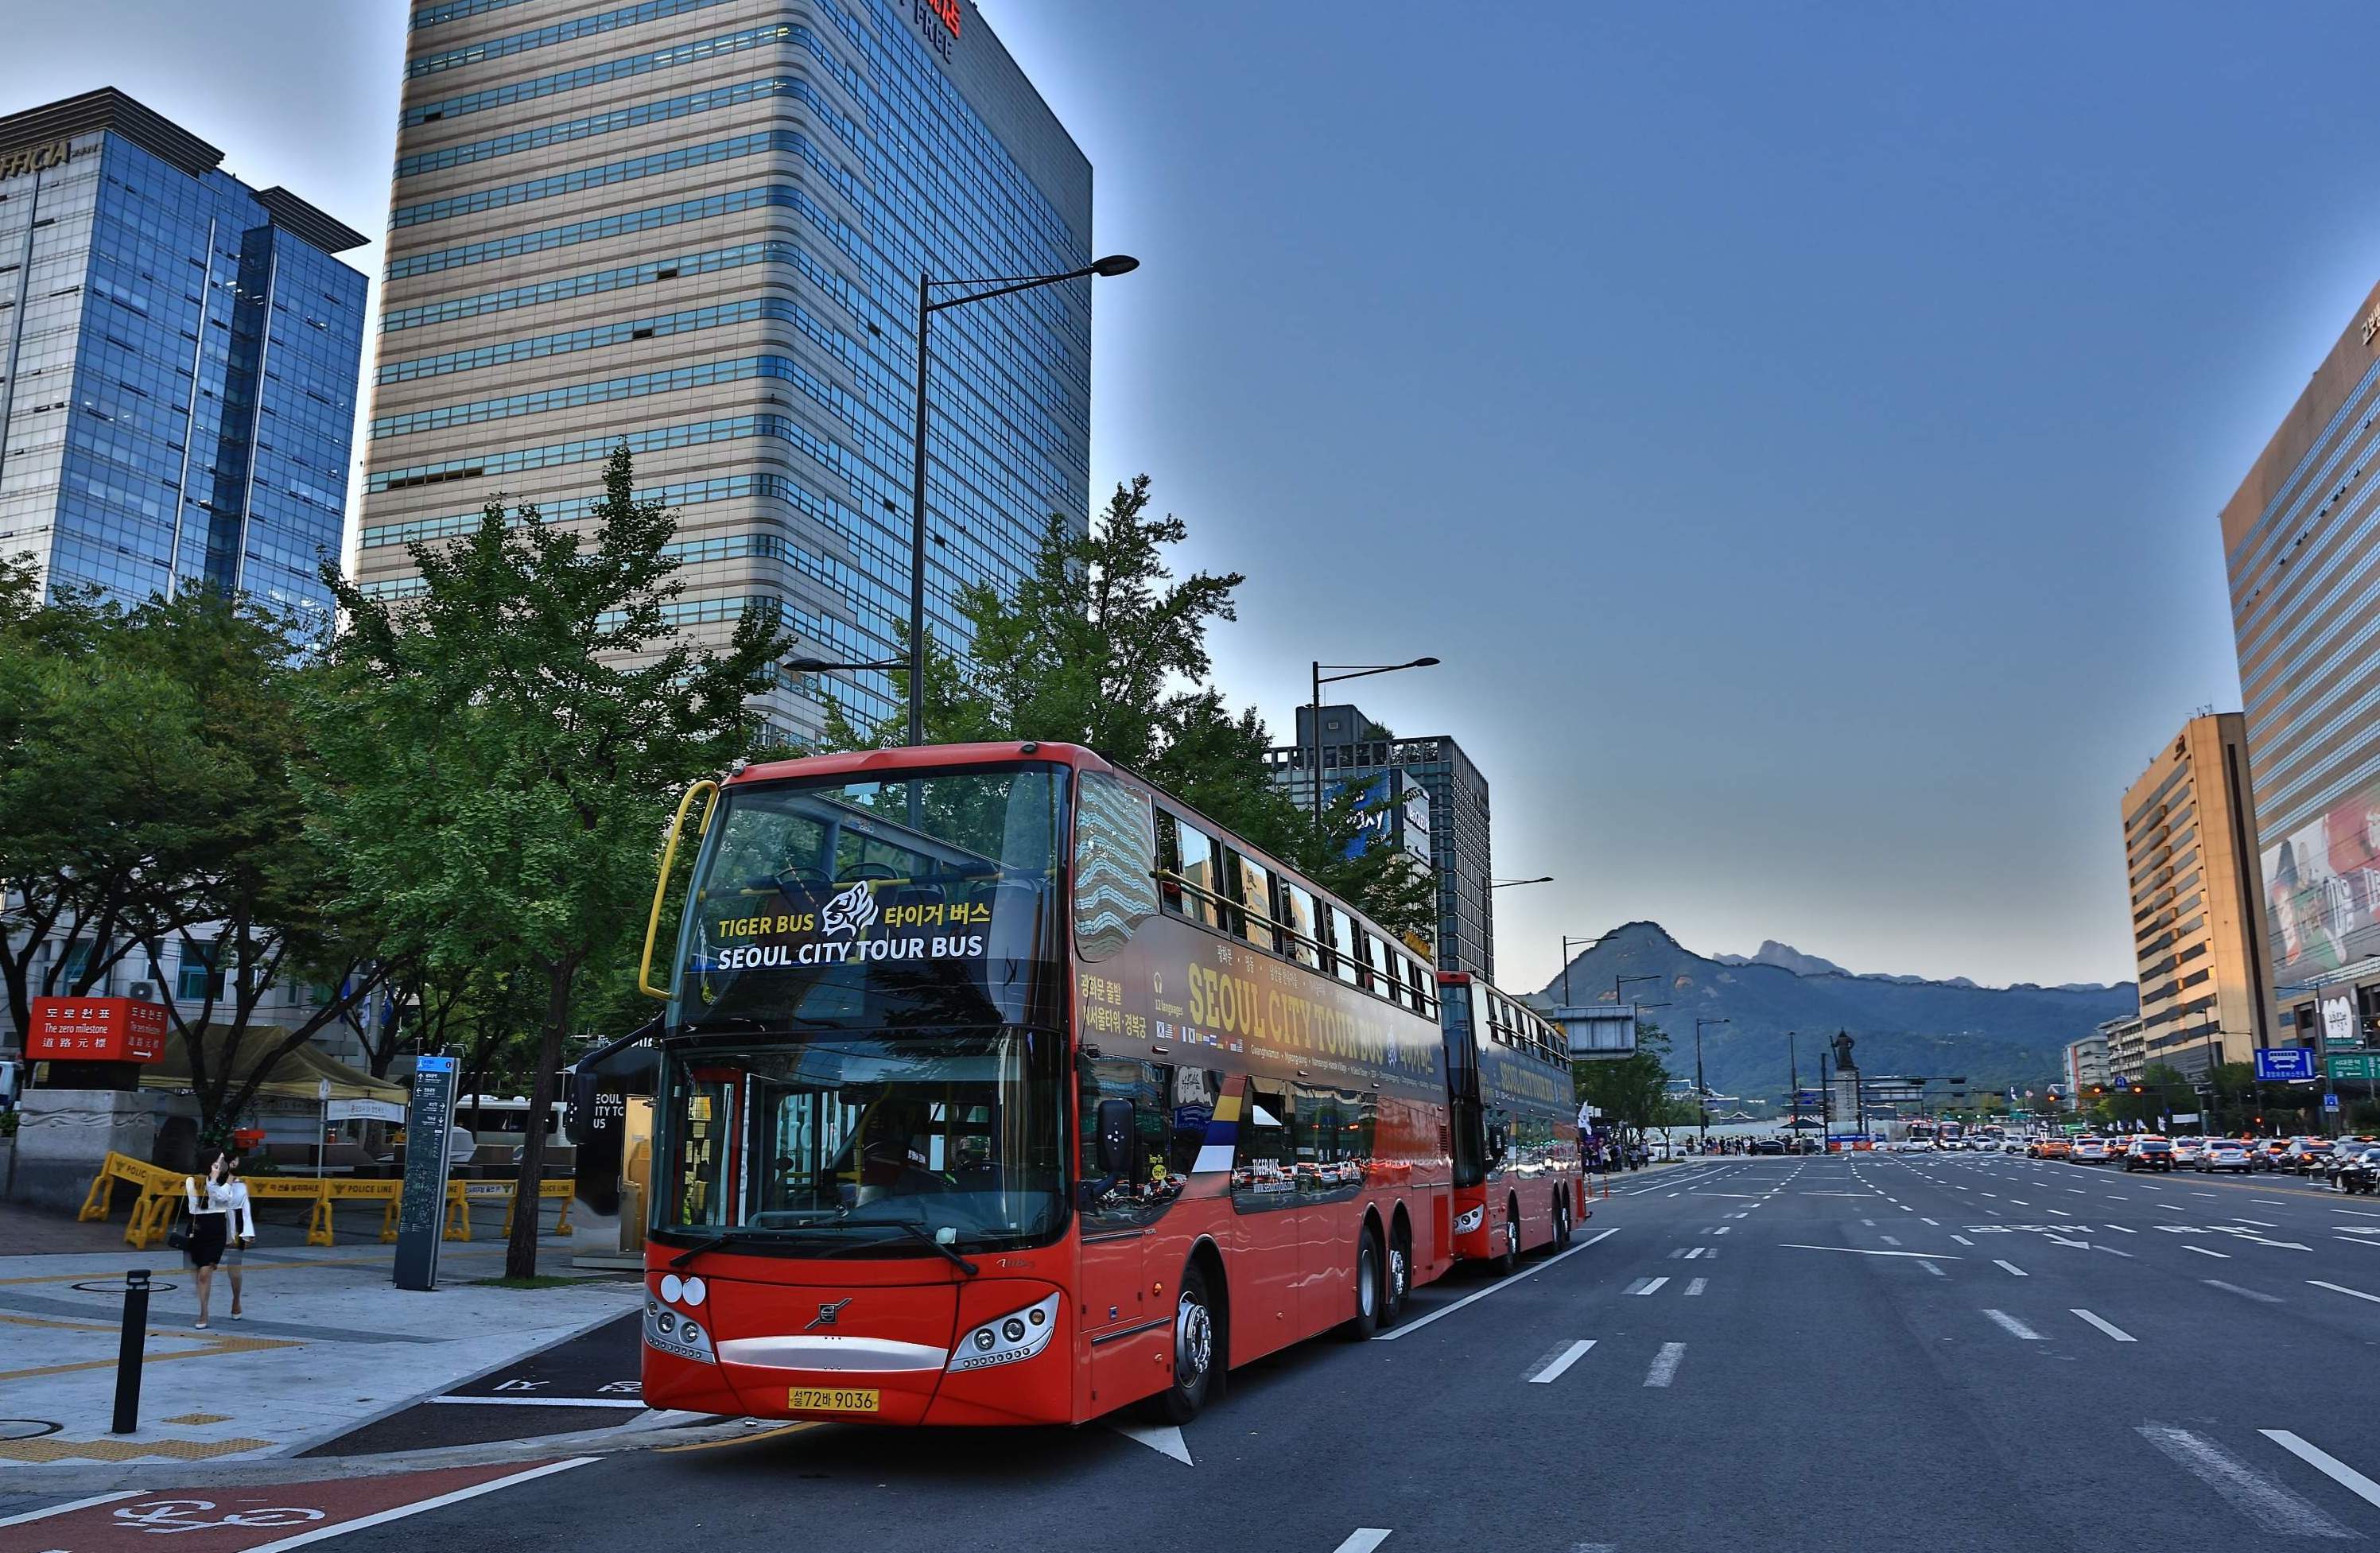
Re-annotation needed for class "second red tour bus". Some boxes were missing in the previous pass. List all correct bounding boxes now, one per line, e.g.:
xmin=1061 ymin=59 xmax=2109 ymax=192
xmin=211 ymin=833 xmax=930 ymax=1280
xmin=1436 ymin=972 xmax=1585 ymax=1269
xmin=638 ymin=742 xmax=1454 ymax=1427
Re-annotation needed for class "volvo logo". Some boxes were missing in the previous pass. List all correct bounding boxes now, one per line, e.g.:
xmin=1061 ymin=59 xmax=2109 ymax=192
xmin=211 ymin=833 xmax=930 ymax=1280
xmin=806 ymin=1297 xmax=854 ymax=1330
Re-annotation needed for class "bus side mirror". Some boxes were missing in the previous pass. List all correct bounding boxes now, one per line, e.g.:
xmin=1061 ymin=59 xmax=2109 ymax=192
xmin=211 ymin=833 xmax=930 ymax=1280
xmin=1096 ymin=1100 xmax=1135 ymax=1178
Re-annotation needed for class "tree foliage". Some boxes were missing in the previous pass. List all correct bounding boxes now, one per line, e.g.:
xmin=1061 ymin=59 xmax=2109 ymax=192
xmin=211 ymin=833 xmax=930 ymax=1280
xmin=829 ymin=476 xmax=1438 ymax=942
xmin=1574 ymin=1019 xmax=1683 ymax=1138
xmin=312 ymin=447 xmax=781 ymax=1275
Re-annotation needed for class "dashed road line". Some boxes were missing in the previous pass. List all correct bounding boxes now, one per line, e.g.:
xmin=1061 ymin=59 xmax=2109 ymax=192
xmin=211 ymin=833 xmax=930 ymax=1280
xmin=2136 ymin=1427 xmax=2354 ymax=1538
xmin=2185 ymin=1245 xmax=2231 ymax=1260
xmin=1525 ymin=1339 xmax=1597 ymax=1384
xmin=2262 ymin=1430 xmax=2380 ymax=1512
xmin=2204 ymin=1279 xmax=2283 ymax=1303
xmin=1331 ymin=1530 xmax=1395 ymax=1553
xmin=1993 ymin=1260 xmax=2028 ymax=1277
xmin=2309 ymin=1279 xmax=2380 ymax=1305
xmin=1983 ymin=1309 xmax=2042 ymax=1340
xmin=1952 ymin=1234 xmax=1974 ymax=1245
xmin=2071 ymin=1308 xmax=2136 ymax=1342
xmin=1631 ymin=1276 xmax=1671 ymax=1296
xmin=1374 ymin=1229 xmax=1617 ymax=1340
xmin=1685 ymin=1277 xmax=1706 ymax=1296
xmin=1644 ymin=1341 xmax=1686 ymax=1387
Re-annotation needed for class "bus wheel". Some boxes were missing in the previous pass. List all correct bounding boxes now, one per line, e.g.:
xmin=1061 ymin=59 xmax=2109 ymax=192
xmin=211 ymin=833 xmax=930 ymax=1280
xmin=1550 ymin=1191 xmax=1570 ymax=1248
xmin=1494 ymin=1201 xmax=1521 ymax=1275
xmin=1384 ymin=1221 xmax=1412 ymax=1323
xmin=1341 ymin=1226 xmax=1384 ymax=1341
xmin=1159 ymin=1264 xmax=1219 ymax=1423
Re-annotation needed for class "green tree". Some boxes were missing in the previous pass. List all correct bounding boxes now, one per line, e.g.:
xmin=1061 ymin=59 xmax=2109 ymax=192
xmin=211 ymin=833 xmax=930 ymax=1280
xmin=1575 ymin=1019 xmax=1682 ymax=1141
xmin=829 ymin=477 xmax=1437 ymax=942
xmin=311 ymin=448 xmax=781 ymax=1277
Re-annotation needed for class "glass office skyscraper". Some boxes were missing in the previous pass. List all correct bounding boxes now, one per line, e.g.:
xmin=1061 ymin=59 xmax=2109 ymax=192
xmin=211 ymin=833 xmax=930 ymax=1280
xmin=0 ymin=89 xmax=368 ymax=620
xmin=359 ymin=0 xmax=1095 ymax=742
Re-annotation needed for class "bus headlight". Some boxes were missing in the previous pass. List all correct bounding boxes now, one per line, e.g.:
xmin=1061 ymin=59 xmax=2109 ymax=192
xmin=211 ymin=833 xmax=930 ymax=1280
xmin=1454 ymin=1206 xmax=1483 ymax=1234
xmin=948 ymin=1293 xmax=1059 ymax=1373
xmin=646 ymin=1295 xmax=716 ymax=1365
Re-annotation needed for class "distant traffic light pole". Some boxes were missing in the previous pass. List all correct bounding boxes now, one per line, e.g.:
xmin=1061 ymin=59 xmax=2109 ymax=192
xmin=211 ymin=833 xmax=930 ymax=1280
xmin=1695 ymin=1017 xmax=1730 ymax=1149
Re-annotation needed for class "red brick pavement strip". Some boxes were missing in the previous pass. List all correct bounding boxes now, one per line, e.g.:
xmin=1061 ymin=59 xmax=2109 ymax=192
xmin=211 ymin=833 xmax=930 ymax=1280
xmin=0 ymin=1458 xmax=591 ymax=1551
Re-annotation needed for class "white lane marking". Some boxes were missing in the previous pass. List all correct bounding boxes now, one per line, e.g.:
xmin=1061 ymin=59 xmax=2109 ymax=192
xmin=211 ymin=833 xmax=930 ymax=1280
xmin=1376 ymin=1229 xmax=1617 ymax=1340
xmin=2067 ymin=1188 xmax=2086 ymax=1195
xmin=2263 ymin=1430 xmax=2380 ymax=1512
xmin=2185 ymin=1245 xmax=2232 ymax=1259
xmin=2010 ymin=1198 xmax=2030 ymax=1206
xmin=424 ymin=1396 xmax=649 ymax=1408
xmin=1683 ymin=1248 xmax=1705 ymax=1260
xmin=1879 ymin=1235 xmax=1901 ymax=1246
xmin=1112 ymin=1420 xmax=1194 ymax=1463
xmin=2107 ymin=1194 xmax=2130 ymax=1200
xmin=1993 ymin=1260 xmax=2028 ymax=1277
xmin=2204 ymin=1279 xmax=2284 ymax=1303
xmin=243 ymin=1459 xmax=598 ymax=1553
xmin=2071 ymin=1308 xmax=2137 ymax=1341
xmin=1777 ymin=1244 xmax=1959 ymax=1258
xmin=1862 ymin=1217 xmax=1876 ymax=1225
xmin=2193 ymin=1191 xmax=2217 ymax=1198
xmin=2136 ymin=1427 xmax=2354 ymax=1538
xmin=1644 ymin=1341 xmax=1687 ymax=1387
xmin=1668 ymin=1248 xmax=1689 ymax=1259
xmin=1919 ymin=1260 xmax=1945 ymax=1277
xmin=2106 ymin=1224 xmax=2137 ymax=1233
xmin=1685 ymin=1277 xmax=1707 ymax=1296
xmin=1633 ymin=1276 xmax=1671 ymax=1295
xmin=2254 ymin=1198 xmax=2289 ymax=1206
xmin=1331 ymin=1531 xmax=1394 ymax=1553
xmin=1984 ymin=1308 xmax=2042 ymax=1339
xmin=2339 ymin=1237 xmax=2380 ymax=1250
xmin=1951 ymin=1234 xmax=1974 ymax=1245
xmin=2338 ymin=1207 xmax=2380 ymax=1217
xmin=0 ymin=1490 xmax=143 ymax=1528
xmin=2047 ymin=1207 xmax=2073 ymax=1217
xmin=1526 ymin=1338 xmax=1597 ymax=1384
xmin=2309 ymin=1279 xmax=2380 ymax=1305
xmin=1920 ymin=1217 xmax=1939 ymax=1225
xmin=1712 ymin=1225 xmax=1730 ymax=1235
xmin=2234 ymin=1217 xmax=2279 ymax=1228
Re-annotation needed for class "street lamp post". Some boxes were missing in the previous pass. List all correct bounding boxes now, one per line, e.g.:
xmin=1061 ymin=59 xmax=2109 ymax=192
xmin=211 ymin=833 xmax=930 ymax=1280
xmin=1558 ymin=934 xmax=1603 ymax=1006
xmin=1306 ymin=658 xmax=1440 ymax=829
xmin=794 ymin=254 xmax=1140 ymax=745
xmin=1695 ymin=1017 xmax=1730 ymax=1150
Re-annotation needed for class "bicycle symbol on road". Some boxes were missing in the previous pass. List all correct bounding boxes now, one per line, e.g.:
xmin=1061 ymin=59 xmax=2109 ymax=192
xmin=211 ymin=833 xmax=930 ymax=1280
xmin=111 ymin=1498 xmax=329 ymax=1534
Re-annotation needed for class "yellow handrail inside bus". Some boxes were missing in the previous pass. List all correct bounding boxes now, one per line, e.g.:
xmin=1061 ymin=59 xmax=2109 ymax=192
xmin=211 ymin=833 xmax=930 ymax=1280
xmin=639 ymin=779 xmax=720 ymax=1001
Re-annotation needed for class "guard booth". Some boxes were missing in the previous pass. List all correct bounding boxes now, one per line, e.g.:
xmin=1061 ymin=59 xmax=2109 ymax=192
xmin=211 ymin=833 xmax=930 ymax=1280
xmin=566 ymin=1019 xmax=658 ymax=1236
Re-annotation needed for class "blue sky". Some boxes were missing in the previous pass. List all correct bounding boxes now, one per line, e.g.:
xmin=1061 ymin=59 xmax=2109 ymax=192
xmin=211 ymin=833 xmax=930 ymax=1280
xmin=12 ymin=2 xmax=2380 ymax=990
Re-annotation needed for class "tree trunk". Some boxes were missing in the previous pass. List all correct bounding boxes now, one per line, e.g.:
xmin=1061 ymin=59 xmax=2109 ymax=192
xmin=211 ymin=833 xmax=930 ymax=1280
xmin=503 ymin=962 xmax=574 ymax=1279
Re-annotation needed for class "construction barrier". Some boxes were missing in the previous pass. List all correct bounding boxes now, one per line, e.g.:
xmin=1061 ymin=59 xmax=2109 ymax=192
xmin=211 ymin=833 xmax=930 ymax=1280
xmin=80 ymin=1152 xmax=574 ymax=1249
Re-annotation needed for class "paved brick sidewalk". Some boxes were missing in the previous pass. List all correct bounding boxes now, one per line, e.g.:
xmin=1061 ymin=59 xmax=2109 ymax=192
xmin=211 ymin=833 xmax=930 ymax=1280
xmin=0 ymin=1204 xmax=643 ymax=1469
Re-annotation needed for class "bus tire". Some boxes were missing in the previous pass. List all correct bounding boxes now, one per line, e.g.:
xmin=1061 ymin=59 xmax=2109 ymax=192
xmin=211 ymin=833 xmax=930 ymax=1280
xmin=1341 ymin=1225 xmax=1384 ymax=1341
xmin=1384 ymin=1217 xmax=1412 ymax=1323
xmin=1493 ymin=1198 xmax=1521 ymax=1275
xmin=1158 ymin=1263 xmax=1220 ymax=1423
xmin=1549 ymin=1190 xmax=1570 ymax=1248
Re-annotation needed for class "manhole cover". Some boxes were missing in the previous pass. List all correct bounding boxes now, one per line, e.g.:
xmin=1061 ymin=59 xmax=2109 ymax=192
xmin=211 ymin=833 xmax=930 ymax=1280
xmin=0 ymin=1419 xmax=60 ymax=1441
xmin=71 ymin=1279 xmax=178 ymax=1295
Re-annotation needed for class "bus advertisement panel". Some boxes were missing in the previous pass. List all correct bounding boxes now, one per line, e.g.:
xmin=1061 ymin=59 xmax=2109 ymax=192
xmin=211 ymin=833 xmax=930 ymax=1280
xmin=639 ymin=743 xmax=1453 ymax=1428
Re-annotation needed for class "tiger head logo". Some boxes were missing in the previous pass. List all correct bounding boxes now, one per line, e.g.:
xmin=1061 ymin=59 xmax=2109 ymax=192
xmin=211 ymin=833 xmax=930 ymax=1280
xmin=821 ymin=881 xmax=879 ymax=938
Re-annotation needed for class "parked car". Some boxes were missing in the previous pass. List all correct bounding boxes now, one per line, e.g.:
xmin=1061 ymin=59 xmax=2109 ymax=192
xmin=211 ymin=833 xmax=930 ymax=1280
xmin=2335 ymin=1143 xmax=2380 ymax=1195
xmin=2320 ymin=1140 xmax=2379 ymax=1187
xmin=2172 ymin=1138 xmax=2207 ymax=1167
xmin=2200 ymin=1140 xmax=2254 ymax=1173
xmin=2071 ymin=1137 xmax=2111 ymax=1164
xmin=2124 ymin=1136 xmax=2176 ymax=1172
xmin=2255 ymin=1139 xmax=2293 ymax=1171
xmin=2282 ymin=1138 xmax=2335 ymax=1176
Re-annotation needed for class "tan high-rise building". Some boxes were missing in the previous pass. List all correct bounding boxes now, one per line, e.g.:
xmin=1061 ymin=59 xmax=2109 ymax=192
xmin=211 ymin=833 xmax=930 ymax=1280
xmin=2120 ymin=714 xmax=2277 ymax=1076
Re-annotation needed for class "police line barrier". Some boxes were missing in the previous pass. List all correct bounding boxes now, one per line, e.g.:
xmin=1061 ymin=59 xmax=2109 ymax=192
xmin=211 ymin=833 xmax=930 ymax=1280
xmin=78 ymin=1152 xmax=574 ymax=1248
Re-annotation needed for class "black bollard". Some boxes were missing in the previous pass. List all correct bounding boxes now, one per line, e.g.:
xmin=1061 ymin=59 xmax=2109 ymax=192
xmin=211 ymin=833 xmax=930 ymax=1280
xmin=112 ymin=1268 xmax=151 ymax=1435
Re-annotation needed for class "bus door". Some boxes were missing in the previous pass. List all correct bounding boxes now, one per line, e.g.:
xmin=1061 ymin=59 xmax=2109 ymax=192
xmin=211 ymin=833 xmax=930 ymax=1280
xmin=1230 ymin=1081 xmax=1303 ymax=1357
xmin=1075 ymin=1058 xmax=1168 ymax=1408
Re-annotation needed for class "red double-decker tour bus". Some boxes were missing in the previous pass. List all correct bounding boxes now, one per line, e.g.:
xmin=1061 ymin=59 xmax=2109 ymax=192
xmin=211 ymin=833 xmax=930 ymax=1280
xmin=1436 ymin=972 xmax=1585 ymax=1268
xmin=635 ymin=741 xmax=1454 ymax=1427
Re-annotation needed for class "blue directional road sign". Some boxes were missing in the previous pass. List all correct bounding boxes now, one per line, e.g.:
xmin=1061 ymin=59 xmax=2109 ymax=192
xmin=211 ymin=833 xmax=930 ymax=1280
xmin=2324 ymin=1092 xmax=2342 ymax=1112
xmin=2255 ymin=1046 xmax=2316 ymax=1082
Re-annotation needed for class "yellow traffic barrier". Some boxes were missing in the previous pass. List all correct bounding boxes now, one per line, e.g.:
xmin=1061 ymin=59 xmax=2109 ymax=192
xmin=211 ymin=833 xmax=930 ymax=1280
xmin=80 ymin=1152 xmax=576 ymax=1249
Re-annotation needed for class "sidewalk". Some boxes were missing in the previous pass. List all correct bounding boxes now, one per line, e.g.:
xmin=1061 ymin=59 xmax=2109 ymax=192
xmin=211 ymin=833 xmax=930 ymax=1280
xmin=0 ymin=1201 xmax=644 ymax=1469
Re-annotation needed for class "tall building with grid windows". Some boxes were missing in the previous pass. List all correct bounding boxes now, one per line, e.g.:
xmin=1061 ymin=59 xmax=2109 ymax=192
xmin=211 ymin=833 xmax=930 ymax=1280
xmin=0 ymin=89 xmax=367 ymax=617
xmin=358 ymin=0 xmax=1094 ymax=742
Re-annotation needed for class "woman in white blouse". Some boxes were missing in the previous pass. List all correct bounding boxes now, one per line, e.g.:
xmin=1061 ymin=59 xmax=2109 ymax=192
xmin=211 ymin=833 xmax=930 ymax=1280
xmin=182 ymin=1151 xmax=256 ymax=1329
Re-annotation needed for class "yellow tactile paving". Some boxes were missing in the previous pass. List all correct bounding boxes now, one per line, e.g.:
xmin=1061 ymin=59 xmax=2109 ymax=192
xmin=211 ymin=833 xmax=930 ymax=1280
xmin=162 ymin=1412 xmax=234 ymax=1425
xmin=0 ymin=1311 xmax=298 ymax=1384
xmin=0 ymin=1435 xmax=276 ymax=1462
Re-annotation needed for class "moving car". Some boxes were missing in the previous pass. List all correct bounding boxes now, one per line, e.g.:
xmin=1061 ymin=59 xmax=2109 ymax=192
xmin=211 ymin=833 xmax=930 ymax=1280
xmin=2334 ymin=1143 xmax=2380 ymax=1195
xmin=2172 ymin=1137 xmax=2206 ymax=1167
xmin=2200 ymin=1140 xmax=2254 ymax=1173
xmin=2124 ymin=1136 xmax=2176 ymax=1171
xmin=2254 ymin=1139 xmax=2293 ymax=1171
xmin=2320 ymin=1140 xmax=2379 ymax=1187
xmin=2281 ymin=1138 xmax=2334 ymax=1176
xmin=2071 ymin=1137 xmax=2111 ymax=1164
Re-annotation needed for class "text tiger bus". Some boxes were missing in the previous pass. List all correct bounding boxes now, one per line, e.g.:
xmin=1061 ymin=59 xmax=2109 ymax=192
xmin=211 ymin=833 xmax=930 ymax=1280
xmin=635 ymin=741 xmax=1455 ymax=1427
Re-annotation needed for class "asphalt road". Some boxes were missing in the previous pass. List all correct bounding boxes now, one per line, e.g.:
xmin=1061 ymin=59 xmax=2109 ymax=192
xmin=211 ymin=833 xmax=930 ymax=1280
xmin=28 ymin=1154 xmax=2380 ymax=1553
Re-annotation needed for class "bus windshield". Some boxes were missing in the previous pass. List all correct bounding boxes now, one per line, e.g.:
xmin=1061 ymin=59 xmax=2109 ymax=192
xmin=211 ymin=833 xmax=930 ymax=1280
xmin=658 ymin=1028 xmax=1067 ymax=1254
xmin=670 ymin=763 xmax=1067 ymax=1034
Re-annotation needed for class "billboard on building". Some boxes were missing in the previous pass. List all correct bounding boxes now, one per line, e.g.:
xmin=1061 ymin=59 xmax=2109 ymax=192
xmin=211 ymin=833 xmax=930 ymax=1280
xmin=2261 ymin=778 xmax=2380 ymax=979
xmin=1328 ymin=771 xmax=1431 ymax=863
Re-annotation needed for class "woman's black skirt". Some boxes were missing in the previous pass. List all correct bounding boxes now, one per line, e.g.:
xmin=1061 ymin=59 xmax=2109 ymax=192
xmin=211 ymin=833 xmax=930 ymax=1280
xmin=187 ymin=1210 xmax=228 ymax=1268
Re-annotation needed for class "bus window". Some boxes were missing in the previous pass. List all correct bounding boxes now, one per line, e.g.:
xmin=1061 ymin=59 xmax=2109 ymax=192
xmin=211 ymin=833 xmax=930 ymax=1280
xmin=1406 ymin=957 xmax=1433 ymax=1016
xmin=1074 ymin=772 xmax=1158 ymax=961
xmin=1077 ymin=1058 xmax=1174 ymax=1224
xmin=1174 ymin=819 xmax=1218 ymax=929
xmin=1235 ymin=853 xmax=1276 ymax=953
xmin=1280 ymin=882 xmax=1320 ymax=969
xmin=1155 ymin=811 xmax=1186 ymax=915
xmin=1233 ymin=1089 xmax=1295 ymax=1202
xmin=1328 ymin=908 xmax=1361 ymax=986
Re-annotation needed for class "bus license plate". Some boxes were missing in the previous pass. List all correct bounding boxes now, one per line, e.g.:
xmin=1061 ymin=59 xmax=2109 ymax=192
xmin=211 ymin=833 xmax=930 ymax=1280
xmin=788 ymin=1387 xmax=879 ymax=1414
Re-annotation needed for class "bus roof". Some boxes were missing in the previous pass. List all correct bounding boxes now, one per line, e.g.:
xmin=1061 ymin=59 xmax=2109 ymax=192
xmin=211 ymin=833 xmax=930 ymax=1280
xmin=733 ymin=740 xmax=1108 ymax=787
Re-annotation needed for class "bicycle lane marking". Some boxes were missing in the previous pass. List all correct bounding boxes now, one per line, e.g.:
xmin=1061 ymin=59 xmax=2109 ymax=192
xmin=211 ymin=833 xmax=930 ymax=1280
xmin=2 ymin=1458 xmax=592 ymax=1551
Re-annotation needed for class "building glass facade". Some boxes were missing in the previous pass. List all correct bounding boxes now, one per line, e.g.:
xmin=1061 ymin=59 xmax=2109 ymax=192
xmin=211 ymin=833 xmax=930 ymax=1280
xmin=361 ymin=0 xmax=1094 ymax=742
xmin=2222 ymin=278 xmax=2380 ymax=1044
xmin=0 ymin=91 xmax=367 ymax=622
xmin=1266 ymin=702 xmax=1497 ymax=979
